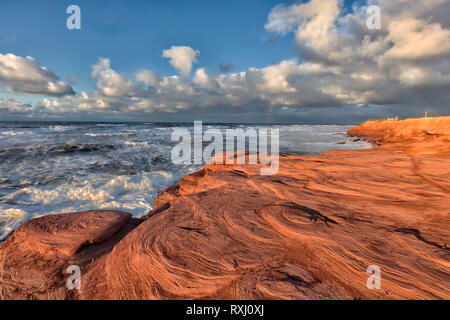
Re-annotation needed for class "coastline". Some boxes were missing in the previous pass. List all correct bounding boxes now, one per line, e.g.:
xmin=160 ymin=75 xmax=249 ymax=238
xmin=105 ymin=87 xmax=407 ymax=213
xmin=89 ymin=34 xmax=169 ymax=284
xmin=0 ymin=116 xmax=449 ymax=299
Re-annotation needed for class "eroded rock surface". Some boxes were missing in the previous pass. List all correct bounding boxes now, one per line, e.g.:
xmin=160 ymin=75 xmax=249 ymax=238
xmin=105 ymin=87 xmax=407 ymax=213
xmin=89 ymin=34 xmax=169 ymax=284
xmin=0 ymin=117 xmax=449 ymax=300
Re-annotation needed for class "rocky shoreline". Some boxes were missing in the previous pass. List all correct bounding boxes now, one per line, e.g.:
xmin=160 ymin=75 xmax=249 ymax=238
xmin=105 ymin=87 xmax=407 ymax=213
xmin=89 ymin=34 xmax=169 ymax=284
xmin=0 ymin=117 xmax=449 ymax=300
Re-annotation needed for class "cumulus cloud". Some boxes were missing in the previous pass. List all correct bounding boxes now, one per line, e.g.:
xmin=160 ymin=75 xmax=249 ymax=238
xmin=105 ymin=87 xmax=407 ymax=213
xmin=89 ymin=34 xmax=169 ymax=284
xmin=265 ymin=0 xmax=339 ymax=37
xmin=0 ymin=98 xmax=34 ymax=116
xmin=193 ymin=68 xmax=210 ymax=87
xmin=262 ymin=0 xmax=450 ymax=109
xmin=0 ymin=53 xmax=75 ymax=96
xmin=91 ymin=58 xmax=137 ymax=97
xmin=385 ymin=18 xmax=450 ymax=60
xmin=2 ymin=0 xmax=449 ymax=122
xmin=135 ymin=69 xmax=160 ymax=87
xmin=162 ymin=46 xmax=199 ymax=76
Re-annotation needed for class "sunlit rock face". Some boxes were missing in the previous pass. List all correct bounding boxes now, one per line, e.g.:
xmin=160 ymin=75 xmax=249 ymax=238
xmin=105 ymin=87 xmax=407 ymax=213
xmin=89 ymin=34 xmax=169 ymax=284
xmin=1 ymin=117 xmax=449 ymax=300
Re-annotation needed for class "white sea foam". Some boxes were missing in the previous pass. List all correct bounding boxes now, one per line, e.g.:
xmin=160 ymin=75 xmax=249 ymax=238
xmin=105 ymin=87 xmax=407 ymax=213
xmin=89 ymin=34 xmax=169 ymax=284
xmin=0 ymin=131 xmax=27 ymax=136
xmin=49 ymin=125 xmax=67 ymax=131
xmin=0 ymin=208 xmax=27 ymax=241
xmin=123 ymin=141 xmax=149 ymax=147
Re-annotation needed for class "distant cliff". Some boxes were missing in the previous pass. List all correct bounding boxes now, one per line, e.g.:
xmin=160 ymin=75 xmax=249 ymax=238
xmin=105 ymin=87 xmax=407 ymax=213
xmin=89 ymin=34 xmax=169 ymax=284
xmin=348 ymin=116 xmax=450 ymax=144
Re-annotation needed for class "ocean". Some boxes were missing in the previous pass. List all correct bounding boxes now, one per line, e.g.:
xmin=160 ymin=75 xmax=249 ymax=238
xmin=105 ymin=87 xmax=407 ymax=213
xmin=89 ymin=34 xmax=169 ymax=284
xmin=0 ymin=121 xmax=371 ymax=241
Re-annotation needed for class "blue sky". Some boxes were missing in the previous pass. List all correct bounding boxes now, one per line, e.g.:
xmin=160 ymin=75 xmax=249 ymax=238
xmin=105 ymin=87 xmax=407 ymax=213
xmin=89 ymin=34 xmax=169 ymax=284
xmin=1 ymin=0 xmax=300 ymax=100
xmin=0 ymin=0 xmax=448 ymax=122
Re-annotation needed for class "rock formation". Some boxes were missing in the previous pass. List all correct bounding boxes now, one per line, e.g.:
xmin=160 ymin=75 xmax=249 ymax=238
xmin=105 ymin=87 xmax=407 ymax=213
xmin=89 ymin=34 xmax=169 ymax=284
xmin=0 ymin=117 xmax=449 ymax=299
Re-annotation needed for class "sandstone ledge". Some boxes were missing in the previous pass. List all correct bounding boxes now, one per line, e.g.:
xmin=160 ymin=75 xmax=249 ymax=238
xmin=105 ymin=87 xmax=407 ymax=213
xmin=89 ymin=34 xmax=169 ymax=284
xmin=0 ymin=117 xmax=449 ymax=300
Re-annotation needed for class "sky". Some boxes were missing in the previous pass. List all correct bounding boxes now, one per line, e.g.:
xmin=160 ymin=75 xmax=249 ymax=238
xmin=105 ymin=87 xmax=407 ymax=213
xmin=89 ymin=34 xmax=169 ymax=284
xmin=0 ymin=0 xmax=449 ymax=123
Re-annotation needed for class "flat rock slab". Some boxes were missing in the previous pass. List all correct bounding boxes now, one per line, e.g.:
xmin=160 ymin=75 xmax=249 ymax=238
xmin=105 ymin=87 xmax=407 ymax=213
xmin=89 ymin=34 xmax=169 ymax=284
xmin=12 ymin=210 xmax=131 ymax=256
xmin=0 ymin=210 xmax=131 ymax=299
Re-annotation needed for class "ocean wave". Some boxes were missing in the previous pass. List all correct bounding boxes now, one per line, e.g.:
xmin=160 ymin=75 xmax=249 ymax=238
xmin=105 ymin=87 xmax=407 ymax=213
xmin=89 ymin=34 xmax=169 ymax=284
xmin=0 ymin=130 xmax=29 ymax=136
xmin=0 ymin=143 xmax=117 ymax=165
xmin=85 ymin=131 xmax=137 ymax=137
xmin=123 ymin=141 xmax=149 ymax=147
xmin=48 ymin=143 xmax=116 ymax=155
xmin=0 ymin=207 xmax=27 ymax=241
xmin=49 ymin=125 xmax=68 ymax=131
xmin=0 ymin=178 xmax=11 ymax=185
xmin=0 ymin=173 xmax=163 ymax=217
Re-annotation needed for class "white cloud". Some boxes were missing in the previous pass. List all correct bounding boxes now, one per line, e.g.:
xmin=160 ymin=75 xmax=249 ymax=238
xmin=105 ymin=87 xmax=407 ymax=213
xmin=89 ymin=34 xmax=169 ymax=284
xmin=135 ymin=69 xmax=160 ymax=86
xmin=162 ymin=46 xmax=199 ymax=76
xmin=265 ymin=0 xmax=339 ymax=38
xmin=90 ymin=58 xmax=136 ymax=97
xmin=262 ymin=0 xmax=450 ymax=107
xmin=385 ymin=18 xmax=450 ymax=60
xmin=193 ymin=68 xmax=210 ymax=87
xmin=0 ymin=53 xmax=74 ymax=96
xmin=2 ymin=0 xmax=449 ymax=121
xmin=0 ymin=98 xmax=33 ymax=115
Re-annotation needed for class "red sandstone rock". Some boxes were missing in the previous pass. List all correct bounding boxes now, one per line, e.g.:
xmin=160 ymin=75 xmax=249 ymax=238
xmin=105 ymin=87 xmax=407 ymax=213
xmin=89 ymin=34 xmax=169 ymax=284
xmin=0 ymin=117 xmax=449 ymax=300
xmin=348 ymin=116 xmax=450 ymax=144
xmin=0 ymin=210 xmax=136 ymax=299
xmin=13 ymin=210 xmax=132 ymax=256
